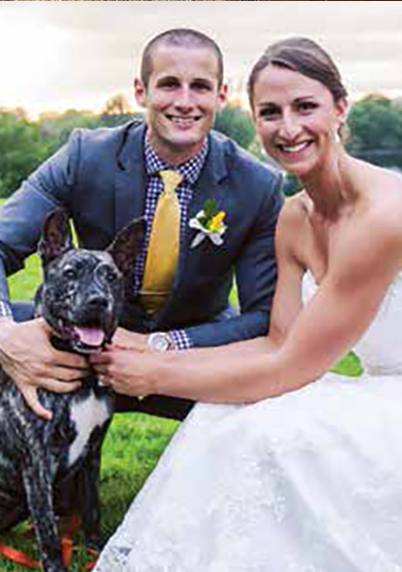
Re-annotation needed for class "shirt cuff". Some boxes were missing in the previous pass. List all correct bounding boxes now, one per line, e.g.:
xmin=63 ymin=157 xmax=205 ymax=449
xmin=169 ymin=329 xmax=193 ymax=350
xmin=0 ymin=300 xmax=12 ymax=319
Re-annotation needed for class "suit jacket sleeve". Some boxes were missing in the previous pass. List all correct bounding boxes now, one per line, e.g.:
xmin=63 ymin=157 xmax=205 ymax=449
xmin=182 ymin=171 xmax=284 ymax=347
xmin=0 ymin=130 xmax=81 ymax=301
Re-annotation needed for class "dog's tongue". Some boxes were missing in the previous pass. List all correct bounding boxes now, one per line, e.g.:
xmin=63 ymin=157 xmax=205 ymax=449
xmin=74 ymin=326 xmax=105 ymax=347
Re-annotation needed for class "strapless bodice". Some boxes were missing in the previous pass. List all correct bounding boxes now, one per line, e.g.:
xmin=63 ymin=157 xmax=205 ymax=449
xmin=303 ymin=271 xmax=402 ymax=376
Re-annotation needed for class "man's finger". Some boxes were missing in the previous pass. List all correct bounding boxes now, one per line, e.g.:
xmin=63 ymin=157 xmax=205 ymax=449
xmin=40 ymin=379 xmax=82 ymax=394
xmin=23 ymin=387 xmax=53 ymax=420
xmin=92 ymin=365 xmax=109 ymax=377
xmin=51 ymin=350 xmax=88 ymax=369
xmin=113 ymin=341 xmax=150 ymax=353
xmin=88 ymin=353 xmax=111 ymax=366
xmin=51 ymin=366 xmax=89 ymax=382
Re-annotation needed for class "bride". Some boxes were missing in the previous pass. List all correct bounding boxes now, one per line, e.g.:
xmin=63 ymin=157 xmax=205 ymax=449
xmin=93 ymin=37 xmax=402 ymax=571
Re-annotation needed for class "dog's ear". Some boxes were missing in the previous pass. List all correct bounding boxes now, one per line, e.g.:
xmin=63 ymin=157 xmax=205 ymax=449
xmin=38 ymin=209 xmax=73 ymax=266
xmin=107 ymin=217 xmax=146 ymax=275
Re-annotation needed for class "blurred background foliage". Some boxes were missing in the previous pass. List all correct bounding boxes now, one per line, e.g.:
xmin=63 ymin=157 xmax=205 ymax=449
xmin=1 ymin=92 xmax=402 ymax=199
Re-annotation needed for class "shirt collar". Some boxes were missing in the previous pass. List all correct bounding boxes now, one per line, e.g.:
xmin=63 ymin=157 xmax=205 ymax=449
xmin=144 ymin=135 xmax=208 ymax=185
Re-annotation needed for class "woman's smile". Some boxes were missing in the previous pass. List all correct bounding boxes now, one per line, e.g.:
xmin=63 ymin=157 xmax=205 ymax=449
xmin=252 ymin=65 xmax=345 ymax=178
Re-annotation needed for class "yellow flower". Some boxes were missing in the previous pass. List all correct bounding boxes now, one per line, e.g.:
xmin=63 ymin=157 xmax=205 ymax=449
xmin=208 ymin=211 xmax=226 ymax=232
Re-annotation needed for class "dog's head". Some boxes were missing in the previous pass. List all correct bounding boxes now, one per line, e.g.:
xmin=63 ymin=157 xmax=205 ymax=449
xmin=36 ymin=210 xmax=144 ymax=354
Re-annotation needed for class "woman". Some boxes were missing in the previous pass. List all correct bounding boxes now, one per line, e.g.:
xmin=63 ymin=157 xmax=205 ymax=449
xmin=94 ymin=37 xmax=402 ymax=571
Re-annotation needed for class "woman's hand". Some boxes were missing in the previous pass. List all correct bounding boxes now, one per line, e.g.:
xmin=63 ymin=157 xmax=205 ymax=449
xmin=89 ymin=345 xmax=160 ymax=398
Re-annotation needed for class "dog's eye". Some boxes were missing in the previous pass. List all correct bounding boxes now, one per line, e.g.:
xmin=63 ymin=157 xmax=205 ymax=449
xmin=63 ymin=267 xmax=77 ymax=280
xmin=97 ymin=265 xmax=119 ymax=283
xmin=105 ymin=269 xmax=118 ymax=283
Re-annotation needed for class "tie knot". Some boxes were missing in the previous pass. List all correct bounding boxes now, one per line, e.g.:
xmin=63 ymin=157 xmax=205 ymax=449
xmin=159 ymin=170 xmax=183 ymax=196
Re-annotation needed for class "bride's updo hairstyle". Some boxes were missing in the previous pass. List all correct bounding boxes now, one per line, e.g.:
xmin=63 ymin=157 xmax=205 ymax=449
xmin=248 ymin=37 xmax=348 ymax=136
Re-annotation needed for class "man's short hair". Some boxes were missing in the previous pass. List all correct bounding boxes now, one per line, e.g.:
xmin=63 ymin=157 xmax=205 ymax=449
xmin=140 ymin=28 xmax=224 ymax=88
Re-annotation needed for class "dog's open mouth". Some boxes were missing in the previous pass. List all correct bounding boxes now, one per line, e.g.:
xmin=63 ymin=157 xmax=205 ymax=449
xmin=73 ymin=326 xmax=106 ymax=352
xmin=56 ymin=320 xmax=111 ymax=354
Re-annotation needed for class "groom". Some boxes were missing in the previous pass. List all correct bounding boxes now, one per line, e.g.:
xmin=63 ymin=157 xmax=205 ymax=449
xmin=0 ymin=28 xmax=283 ymax=421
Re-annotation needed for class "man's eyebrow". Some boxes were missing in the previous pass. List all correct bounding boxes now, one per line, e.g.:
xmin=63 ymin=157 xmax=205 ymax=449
xmin=191 ymin=77 xmax=214 ymax=87
xmin=155 ymin=75 xmax=180 ymax=86
xmin=294 ymin=96 xmax=316 ymax=103
xmin=154 ymin=75 xmax=215 ymax=87
xmin=156 ymin=75 xmax=178 ymax=82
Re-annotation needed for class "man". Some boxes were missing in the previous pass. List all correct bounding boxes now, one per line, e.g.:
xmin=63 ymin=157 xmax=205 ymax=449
xmin=0 ymin=28 xmax=283 ymax=421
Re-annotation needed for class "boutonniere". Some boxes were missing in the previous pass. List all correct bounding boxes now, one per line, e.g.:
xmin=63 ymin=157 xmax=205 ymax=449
xmin=189 ymin=199 xmax=227 ymax=248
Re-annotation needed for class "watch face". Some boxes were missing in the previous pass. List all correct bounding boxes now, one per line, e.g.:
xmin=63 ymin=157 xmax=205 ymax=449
xmin=150 ymin=333 xmax=170 ymax=352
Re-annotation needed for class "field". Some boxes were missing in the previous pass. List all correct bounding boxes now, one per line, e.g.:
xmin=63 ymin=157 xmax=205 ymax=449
xmin=2 ymin=243 xmax=180 ymax=570
xmin=0 ymin=208 xmax=362 ymax=570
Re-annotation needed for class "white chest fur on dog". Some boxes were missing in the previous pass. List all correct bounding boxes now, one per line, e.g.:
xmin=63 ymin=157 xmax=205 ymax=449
xmin=67 ymin=394 xmax=110 ymax=467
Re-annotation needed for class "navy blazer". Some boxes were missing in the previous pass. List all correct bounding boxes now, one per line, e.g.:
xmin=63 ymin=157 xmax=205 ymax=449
xmin=0 ymin=121 xmax=283 ymax=347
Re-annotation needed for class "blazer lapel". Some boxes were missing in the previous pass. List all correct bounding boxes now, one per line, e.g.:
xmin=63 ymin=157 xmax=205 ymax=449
xmin=175 ymin=133 xmax=229 ymax=287
xmin=182 ymin=132 xmax=228 ymax=258
xmin=114 ymin=122 xmax=147 ymax=232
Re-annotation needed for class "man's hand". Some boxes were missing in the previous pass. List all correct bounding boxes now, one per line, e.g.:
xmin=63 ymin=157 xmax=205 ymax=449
xmin=0 ymin=318 xmax=88 ymax=419
xmin=111 ymin=327 xmax=153 ymax=352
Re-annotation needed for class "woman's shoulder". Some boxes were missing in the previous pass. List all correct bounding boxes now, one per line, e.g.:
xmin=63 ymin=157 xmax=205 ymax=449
xmin=275 ymin=193 xmax=310 ymax=260
xmin=347 ymin=161 xmax=402 ymax=263
xmin=349 ymin=159 xmax=402 ymax=221
xmin=355 ymin=159 xmax=402 ymax=198
xmin=278 ymin=192 xmax=310 ymax=228
xmin=364 ymin=164 xmax=402 ymax=224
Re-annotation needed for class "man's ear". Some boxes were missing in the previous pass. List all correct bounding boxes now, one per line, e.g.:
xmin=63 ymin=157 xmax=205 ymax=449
xmin=134 ymin=78 xmax=147 ymax=108
xmin=216 ymin=83 xmax=229 ymax=112
xmin=38 ymin=209 xmax=73 ymax=267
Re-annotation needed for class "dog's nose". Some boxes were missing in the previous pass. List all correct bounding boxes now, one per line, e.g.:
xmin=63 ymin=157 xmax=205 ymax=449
xmin=87 ymin=295 xmax=108 ymax=310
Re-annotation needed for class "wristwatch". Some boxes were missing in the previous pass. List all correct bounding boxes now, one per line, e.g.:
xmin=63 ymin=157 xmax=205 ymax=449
xmin=147 ymin=332 xmax=173 ymax=352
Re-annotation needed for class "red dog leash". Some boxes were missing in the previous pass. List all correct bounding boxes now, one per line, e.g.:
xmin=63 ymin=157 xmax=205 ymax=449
xmin=0 ymin=515 xmax=98 ymax=570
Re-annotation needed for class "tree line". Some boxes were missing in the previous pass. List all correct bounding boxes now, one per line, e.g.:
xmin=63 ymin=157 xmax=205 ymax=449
xmin=1 ymin=93 xmax=402 ymax=199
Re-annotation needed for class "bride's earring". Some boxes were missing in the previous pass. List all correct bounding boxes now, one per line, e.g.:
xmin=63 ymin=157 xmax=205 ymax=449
xmin=334 ymin=115 xmax=346 ymax=144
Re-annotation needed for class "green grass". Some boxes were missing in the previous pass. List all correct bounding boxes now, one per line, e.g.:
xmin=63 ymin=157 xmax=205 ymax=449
xmin=331 ymin=350 xmax=363 ymax=376
xmin=0 ymin=413 xmax=178 ymax=571
xmin=0 ymin=200 xmax=362 ymax=569
xmin=3 ymin=255 xmax=178 ymax=568
xmin=8 ymin=253 xmax=43 ymax=302
xmin=1 ymin=220 xmax=180 ymax=570
xmin=3 ymin=258 xmax=179 ymax=571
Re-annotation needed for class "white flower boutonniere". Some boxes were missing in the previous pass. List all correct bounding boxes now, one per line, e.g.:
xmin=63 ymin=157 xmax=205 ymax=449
xmin=189 ymin=199 xmax=227 ymax=248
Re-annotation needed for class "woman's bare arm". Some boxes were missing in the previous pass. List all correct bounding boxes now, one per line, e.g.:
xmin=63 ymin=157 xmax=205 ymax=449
xmin=90 ymin=199 xmax=307 ymax=396
xmin=91 ymin=188 xmax=402 ymax=403
xmin=147 ymin=202 xmax=402 ymax=402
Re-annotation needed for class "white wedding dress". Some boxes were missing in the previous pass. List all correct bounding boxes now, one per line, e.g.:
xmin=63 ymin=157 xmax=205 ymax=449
xmin=95 ymin=272 xmax=402 ymax=572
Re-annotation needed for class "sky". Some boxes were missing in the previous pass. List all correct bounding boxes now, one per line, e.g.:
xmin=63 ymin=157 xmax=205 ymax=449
xmin=0 ymin=1 xmax=401 ymax=117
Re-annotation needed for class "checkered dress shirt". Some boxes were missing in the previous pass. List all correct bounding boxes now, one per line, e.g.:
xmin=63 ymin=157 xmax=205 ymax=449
xmin=138 ymin=136 xmax=209 ymax=349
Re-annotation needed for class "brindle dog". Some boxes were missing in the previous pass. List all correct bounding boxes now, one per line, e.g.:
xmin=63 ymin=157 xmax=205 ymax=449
xmin=0 ymin=210 xmax=144 ymax=572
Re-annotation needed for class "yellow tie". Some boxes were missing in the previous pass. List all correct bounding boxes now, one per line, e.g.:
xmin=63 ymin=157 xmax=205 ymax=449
xmin=141 ymin=170 xmax=183 ymax=314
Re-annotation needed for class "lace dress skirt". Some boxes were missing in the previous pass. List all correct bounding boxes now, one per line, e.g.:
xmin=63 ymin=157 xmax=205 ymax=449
xmin=95 ymin=272 xmax=402 ymax=572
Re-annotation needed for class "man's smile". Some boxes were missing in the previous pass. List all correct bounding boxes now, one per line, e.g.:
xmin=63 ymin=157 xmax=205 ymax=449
xmin=165 ymin=114 xmax=203 ymax=128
